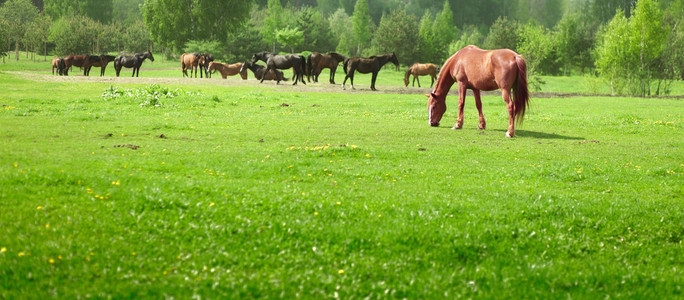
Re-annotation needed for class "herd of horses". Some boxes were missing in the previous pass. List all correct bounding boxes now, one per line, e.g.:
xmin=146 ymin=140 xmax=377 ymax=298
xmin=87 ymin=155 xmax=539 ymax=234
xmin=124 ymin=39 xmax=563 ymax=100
xmin=49 ymin=45 xmax=530 ymax=137
xmin=51 ymin=51 xmax=154 ymax=77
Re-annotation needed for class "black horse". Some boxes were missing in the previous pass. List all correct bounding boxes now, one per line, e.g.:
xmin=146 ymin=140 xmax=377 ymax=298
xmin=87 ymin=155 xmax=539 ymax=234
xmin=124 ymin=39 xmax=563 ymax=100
xmin=114 ymin=51 xmax=154 ymax=77
xmin=239 ymin=61 xmax=286 ymax=82
xmin=343 ymin=53 xmax=399 ymax=91
xmin=201 ymin=53 xmax=214 ymax=78
xmin=250 ymin=51 xmax=306 ymax=85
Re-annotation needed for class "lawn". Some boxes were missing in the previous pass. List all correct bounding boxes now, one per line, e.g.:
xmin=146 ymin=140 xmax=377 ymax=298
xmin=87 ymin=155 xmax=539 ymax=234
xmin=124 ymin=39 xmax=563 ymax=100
xmin=0 ymin=57 xmax=682 ymax=298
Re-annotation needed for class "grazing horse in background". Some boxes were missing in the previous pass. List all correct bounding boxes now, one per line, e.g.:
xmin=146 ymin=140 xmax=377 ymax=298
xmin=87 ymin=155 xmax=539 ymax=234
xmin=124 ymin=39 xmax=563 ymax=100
xmin=307 ymin=52 xmax=347 ymax=84
xmin=82 ymin=55 xmax=103 ymax=76
xmin=51 ymin=57 xmax=66 ymax=75
xmin=114 ymin=51 xmax=154 ymax=77
xmin=207 ymin=61 xmax=247 ymax=79
xmin=426 ymin=45 xmax=530 ymax=138
xmin=181 ymin=53 xmax=205 ymax=78
xmin=343 ymin=52 xmax=399 ymax=91
xmin=240 ymin=61 xmax=286 ymax=82
xmin=404 ymin=63 xmax=439 ymax=88
xmin=250 ymin=51 xmax=306 ymax=85
xmin=64 ymin=55 xmax=92 ymax=76
xmin=201 ymin=53 xmax=214 ymax=78
xmin=85 ymin=55 xmax=116 ymax=76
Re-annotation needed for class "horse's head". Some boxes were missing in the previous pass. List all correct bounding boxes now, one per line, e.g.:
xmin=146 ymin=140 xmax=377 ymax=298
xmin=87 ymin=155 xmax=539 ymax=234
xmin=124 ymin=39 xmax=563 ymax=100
xmin=403 ymin=69 xmax=410 ymax=87
xmin=240 ymin=61 xmax=249 ymax=73
xmin=145 ymin=51 xmax=155 ymax=62
xmin=390 ymin=52 xmax=399 ymax=71
xmin=426 ymin=91 xmax=446 ymax=127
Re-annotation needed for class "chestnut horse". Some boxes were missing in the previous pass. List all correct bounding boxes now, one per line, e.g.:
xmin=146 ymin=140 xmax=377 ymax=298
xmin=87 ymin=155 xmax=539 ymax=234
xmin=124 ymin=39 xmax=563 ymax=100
xmin=63 ymin=55 xmax=92 ymax=76
xmin=404 ymin=63 xmax=439 ymax=88
xmin=51 ymin=57 xmax=66 ymax=75
xmin=343 ymin=53 xmax=399 ymax=91
xmin=307 ymin=52 xmax=347 ymax=84
xmin=207 ymin=61 xmax=247 ymax=79
xmin=181 ymin=53 xmax=205 ymax=78
xmin=426 ymin=45 xmax=529 ymax=138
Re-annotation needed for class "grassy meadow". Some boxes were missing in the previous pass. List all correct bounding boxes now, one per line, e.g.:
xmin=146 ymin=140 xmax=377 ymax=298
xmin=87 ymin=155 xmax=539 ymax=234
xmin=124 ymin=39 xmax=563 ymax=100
xmin=0 ymin=55 xmax=683 ymax=298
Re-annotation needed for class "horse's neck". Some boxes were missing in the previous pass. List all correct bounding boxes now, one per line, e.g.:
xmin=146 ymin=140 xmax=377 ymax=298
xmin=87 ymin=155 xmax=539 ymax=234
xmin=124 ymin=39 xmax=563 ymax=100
xmin=432 ymin=66 xmax=455 ymax=99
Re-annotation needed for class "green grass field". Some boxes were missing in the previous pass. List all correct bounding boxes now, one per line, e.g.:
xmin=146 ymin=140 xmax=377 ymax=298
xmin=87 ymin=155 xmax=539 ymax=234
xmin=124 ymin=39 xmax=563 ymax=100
xmin=1 ymin=55 xmax=683 ymax=298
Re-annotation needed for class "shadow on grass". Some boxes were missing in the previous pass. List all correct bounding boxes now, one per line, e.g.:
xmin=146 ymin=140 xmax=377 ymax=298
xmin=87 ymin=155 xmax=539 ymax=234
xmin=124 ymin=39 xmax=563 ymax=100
xmin=508 ymin=129 xmax=585 ymax=140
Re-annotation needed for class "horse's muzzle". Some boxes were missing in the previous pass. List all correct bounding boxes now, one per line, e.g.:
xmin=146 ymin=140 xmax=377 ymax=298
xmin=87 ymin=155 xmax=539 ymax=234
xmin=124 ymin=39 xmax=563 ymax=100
xmin=430 ymin=122 xmax=439 ymax=127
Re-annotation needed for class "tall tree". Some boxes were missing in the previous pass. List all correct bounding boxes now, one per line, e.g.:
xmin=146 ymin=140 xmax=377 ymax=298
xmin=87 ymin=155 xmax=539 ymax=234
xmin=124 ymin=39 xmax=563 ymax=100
xmin=483 ymin=16 xmax=521 ymax=51
xmin=371 ymin=8 xmax=420 ymax=65
xmin=262 ymin=0 xmax=284 ymax=52
xmin=44 ymin=0 xmax=113 ymax=23
xmin=432 ymin=0 xmax=456 ymax=61
xmin=142 ymin=0 xmax=252 ymax=52
xmin=0 ymin=0 xmax=39 ymax=60
xmin=629 ymin=0 xmax=667 ymax=95
xmin=351 ymin=0 xmax=371 ymax=56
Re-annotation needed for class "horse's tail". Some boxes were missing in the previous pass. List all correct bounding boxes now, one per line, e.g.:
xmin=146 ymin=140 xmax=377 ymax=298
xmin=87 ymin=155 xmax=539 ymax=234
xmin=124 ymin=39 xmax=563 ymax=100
xmin=513 ymin=55 xmax=530 ymax=123
xmin=306 ymin=54 xmax=312 ymax=76
xmin=343 ymin=58 xmax=349 ymax=75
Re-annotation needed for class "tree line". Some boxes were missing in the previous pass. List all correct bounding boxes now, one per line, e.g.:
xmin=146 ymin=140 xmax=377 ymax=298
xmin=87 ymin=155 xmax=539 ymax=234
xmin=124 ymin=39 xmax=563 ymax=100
xmin=0 ymin=0 xmax=682 ymax=96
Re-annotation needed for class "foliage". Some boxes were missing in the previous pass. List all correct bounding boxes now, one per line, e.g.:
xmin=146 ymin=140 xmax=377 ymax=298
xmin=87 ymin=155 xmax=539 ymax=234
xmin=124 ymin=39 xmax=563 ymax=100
xmin=351 ymin=0 xmax=371 ymax=56
xmin=183 ymin=40 xmax=225 ymax=60
xmin=595 ymin=0 xmax=668 ymax=96
xmin=330 ymin=8 xmax=356 ymax=56
xmin=49 ymin=14 xmax=97 ymax=55
xmin=447 ymin=25 xmax=484 ymax=57
xmin=122 ymin=19 xmax=151 ymax=53
xmin=553 ymin=13 xmax=595 ymax=75
xmin=370 ymin=8 xmax=420 ymax=66
xmin=101 ymin=84 xmax=200 ymax=107
xmin=0 ymin=0 xmax=39 ymax=60
xmin=517 ymin=21 xmax=554 ymax=75
xmin=276 ymin=27 xmax=304 ymax=53
xmin=44 ymin=0 xmax=112 ymax=23
xmin=294 ymin=7 xmax=336 ymax=52
xmin=262 ymin=0 xmax=284 ymax=52
xmin=483 ymin=16 xmax=521 ymax=51
xmin=225 ymin=24 xmax=268 ymax=64
xmin=431 ymin=0 xmax=456 ymax=61
xmin=24 ymin=14 xmax=52 ymax=59
xmin=141 ymin=0 xmax=252 ymax=51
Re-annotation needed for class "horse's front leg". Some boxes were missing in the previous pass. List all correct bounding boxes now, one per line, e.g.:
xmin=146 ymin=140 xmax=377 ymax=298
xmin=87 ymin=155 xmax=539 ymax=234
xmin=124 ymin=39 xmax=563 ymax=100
xmin=329 ymin=67 xmax=336 ymax=84
xmin=416 ymin=75 xmax=421 ymax=88
xmin=430 ymin=75 xmax=435 ymax=88
xmin=473 ymin=90 xmax=486 ymax=130
xmin=502 ymin=88 xmax=515 ymax=138
xmin=453 ymin=82 xmax=467 ymax=129
xmin=370 ymin=72 xmax=378 ymax=91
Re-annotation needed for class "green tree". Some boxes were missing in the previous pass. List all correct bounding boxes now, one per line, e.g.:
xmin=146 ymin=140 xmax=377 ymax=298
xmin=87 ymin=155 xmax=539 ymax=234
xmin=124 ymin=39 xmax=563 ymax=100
xmin=595 ymin=11 xmax=632 ymax=95
xmin=0 ymin=18 xmax=10 ymax=63
xmin=142 ymin=0 xmax=252 ymax=52
xmin=370 ymin=8 xmax=419 ymax=65
xmin=295 ymin=7 xmax=336 ymax=52
xmin=49 ymin=14 xmax=97 ymax=55
xmin=447 ymin=25 xmax=484 ymax=57
xmin=123 ymin=19 xmax=151 ymax=53
xmin=44 ymin=0 xmax=113 ymax=23
xmin=483 ymin=16 xmax=521 ymax=51
xmin=25 ymin=14 xmax=51 ymax=61
xmin=262 ymin=0 xmax=284 ymax=52
xmin=351 ymin=0 xmax=371 ymax=56
xmin=517 ymin=21 xmax=553 ymax=75
xmin=630 ymin=0 xmax=667 ymax=95
xmin=0 ymin=0 xmax=39 ymax=60
xmin=432 ymin=0 xmax=456 ymax=61
xmin=276 ymin=27 xmax=304 ymax=53
xmin=329 ymin=8 xmax=355 ymax=55
xmin=418 ymin=11 xmax=438 ymax=63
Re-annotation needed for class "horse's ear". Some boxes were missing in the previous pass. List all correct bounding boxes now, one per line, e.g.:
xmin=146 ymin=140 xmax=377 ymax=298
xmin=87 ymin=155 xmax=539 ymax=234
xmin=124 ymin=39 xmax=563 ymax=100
xmin=424 ymin=94 xmax=431 ymax=98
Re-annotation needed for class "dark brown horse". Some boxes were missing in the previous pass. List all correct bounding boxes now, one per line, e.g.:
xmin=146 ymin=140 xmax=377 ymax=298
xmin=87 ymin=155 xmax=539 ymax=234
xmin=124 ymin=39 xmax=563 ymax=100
xmin=307 ymin=52 xmax=347 ymax=84
xmin=404 ymin=63 xmax=439 ymax=88
xmin=63 ymin=55 xmax=92 ymax=76
xmin=51 ymin=57 xmax=66 ymax=75
xmin=83 ymin=55 xmax=115 ymax=76
xmin=240 ymin=61 xmax=286 ymax=82
xmin=181 ymin=53 xmax=205 ymax=78
xmin=426 ymin=45 xmax=530 ymax=138
xmin=250 ymin=51 xmax=306 ymax=85
xmin=207 ymin=61 xmax=247 ymax=79
xmin=200 ymin=53 xmax=214 ymax=78
xmin=342 ymin=53 xmax=399 ymax=91
xmin=114 ymin=51 xmax=154 ymax=77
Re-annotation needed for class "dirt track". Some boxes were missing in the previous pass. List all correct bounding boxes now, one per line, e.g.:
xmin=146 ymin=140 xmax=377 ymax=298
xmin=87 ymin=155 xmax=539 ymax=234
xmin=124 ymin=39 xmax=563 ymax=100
xmin=9 ymin=70 xmax=641 ymax=98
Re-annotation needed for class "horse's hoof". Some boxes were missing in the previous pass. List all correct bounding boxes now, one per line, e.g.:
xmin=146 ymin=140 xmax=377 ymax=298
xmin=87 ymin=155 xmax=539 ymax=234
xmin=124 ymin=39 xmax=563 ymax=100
xmin=478 ymin=125 xmax=486 ymax=130
xmin=452 ymin=124 xmax=462 ymax=130
xmin=505 ymin=132 xmax=513 ymax=138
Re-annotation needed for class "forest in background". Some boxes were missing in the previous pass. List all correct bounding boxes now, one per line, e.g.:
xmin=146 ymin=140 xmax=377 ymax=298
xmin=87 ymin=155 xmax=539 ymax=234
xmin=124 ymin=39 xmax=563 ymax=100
xmin=0 ymin=0 xmax=682 ymax=95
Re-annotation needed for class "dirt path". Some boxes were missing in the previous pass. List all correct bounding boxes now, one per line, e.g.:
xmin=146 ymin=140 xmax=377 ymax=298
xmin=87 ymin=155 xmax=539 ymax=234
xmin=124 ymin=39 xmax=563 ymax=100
xmin=8 ymin=70 xmax=632 ymax=98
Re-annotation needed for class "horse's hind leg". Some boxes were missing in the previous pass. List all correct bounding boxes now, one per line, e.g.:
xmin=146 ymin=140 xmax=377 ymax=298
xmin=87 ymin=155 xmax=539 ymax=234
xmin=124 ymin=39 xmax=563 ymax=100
xmin=370 ymin=72 xmax=378 ymax=91
xmin=502 ymin=88 xmax=515 ymax=138
xmin=415 ymin=75 xmax=421 ymax=88
xmin=473 ymin=90 xmax=486 ymax=130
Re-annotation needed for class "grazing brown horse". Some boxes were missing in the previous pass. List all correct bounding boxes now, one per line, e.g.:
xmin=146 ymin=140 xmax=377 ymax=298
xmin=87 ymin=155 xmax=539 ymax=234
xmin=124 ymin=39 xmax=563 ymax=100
xmin=63 ymin=55 xmax=92 ymax=76
xmin=207 ymin=61 xmax=247 ymax=79
xmin=181 ymin=53 xmax=205 ymax=78
xmin=343 ymin=53 xmax=399 ymax=91
xmin=404 ymin=63 xmax=439 ymax=88
xmin=307 ymin=52 xmax=347 ymax=84
xmin=426 ymin=45 xmax=530 ymax=138
xmin=84 ymin=55 xmax=116 ymax=76
xmin=51 ymin=57 xmax=66 ymax=75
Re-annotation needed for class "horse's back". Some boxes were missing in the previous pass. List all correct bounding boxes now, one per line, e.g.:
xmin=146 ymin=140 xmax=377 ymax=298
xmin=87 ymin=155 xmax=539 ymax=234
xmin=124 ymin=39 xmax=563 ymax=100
xmin=449 ymin=46 xmax=520 ymax=90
